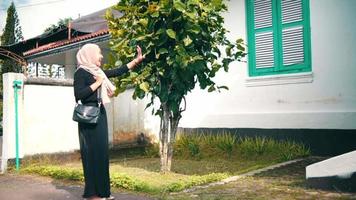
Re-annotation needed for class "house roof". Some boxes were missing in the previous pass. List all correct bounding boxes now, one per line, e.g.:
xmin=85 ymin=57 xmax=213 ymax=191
xmin=24 ymin=29 xmax=109 ymax=56
xmin=0 ymin=6 xmax=120 ymax=63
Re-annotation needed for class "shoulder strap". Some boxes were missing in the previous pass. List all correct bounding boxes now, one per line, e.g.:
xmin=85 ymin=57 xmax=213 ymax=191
xmin=97 ymin=87 xmax=102 ymax=107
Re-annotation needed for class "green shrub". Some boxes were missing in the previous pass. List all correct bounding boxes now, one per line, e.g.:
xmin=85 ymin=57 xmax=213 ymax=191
xmin=278 ymin=141 xmax=311 ymax=161
xmin=238 ymin=136 xmax=310 ymax=160
xmin=173 ymin=133 xmax=310 ymax=161
xmin=174 ymin=134 xmax=202 ymax=159
xmin=214 ymin=132 xmax=236 ymax=157
xmin=110 ymin=173 xmax=151 ymax=192
xmin=238 ymin=137 xmax=276 ymax=156
xmin=21 ymin=164 xmax=227 ymax=194
xmin=22 ymin=165 xmax=83 ymax=181
xmin=145 ymin=143 xmax=160 ymax=158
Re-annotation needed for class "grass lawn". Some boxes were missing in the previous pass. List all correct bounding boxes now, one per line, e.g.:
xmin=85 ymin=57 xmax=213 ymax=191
xmin=16 ymin=135 xmax=312 ymax=196
xmin=166 ymin=157 xmax=356 ymax=200
xmin=18 ymin=147 xmax=287 ymax=195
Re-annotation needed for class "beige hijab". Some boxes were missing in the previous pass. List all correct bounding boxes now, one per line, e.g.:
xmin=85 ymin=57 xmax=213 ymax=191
xmin=76 ymin=43 xmax=116 ymax=104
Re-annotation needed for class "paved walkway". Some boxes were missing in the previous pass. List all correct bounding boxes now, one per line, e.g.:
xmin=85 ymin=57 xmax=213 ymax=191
xmin=0 ymin=173 xmax=153 ymax=200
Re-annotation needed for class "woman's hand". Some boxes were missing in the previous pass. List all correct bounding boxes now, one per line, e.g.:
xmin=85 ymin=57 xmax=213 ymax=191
xmin=127 ymin=45 xmax=145 ymax=70
xmin=135 ymin=45 xmax=145 ymax=64
xmin=94 ymin=75 xmax=104 ymax=85
xmin=90 ymin=75 xmax=104 ymax=91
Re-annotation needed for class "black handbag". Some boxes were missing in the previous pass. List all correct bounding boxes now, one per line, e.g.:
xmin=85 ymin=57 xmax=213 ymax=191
xmin=72 ymin=88 xmax=102 ymax=124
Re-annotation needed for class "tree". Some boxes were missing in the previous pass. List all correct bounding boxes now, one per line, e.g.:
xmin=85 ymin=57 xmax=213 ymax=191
xmin=106 ymin=0 xmax=246 ymax=172
xmin=44 ymin=17 xmax=72 ymax=33
xmin=1 ymin=1 xmax=24 ymax=73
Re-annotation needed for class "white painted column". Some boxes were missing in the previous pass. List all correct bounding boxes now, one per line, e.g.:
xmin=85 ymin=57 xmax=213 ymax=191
xmin=1 ymin=73 xmax=25 ymax=173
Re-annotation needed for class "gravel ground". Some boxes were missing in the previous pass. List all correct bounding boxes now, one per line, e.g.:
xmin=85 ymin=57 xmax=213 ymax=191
xmin=166 ymin=157 xmax=356 ymax=200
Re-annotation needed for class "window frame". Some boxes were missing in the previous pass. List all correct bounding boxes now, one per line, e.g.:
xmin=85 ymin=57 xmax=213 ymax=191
xmin=246 ymin=0 xmax=312 ymax=77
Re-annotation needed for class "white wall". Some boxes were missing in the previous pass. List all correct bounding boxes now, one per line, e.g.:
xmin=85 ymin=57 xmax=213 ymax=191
xmin=1 ymin=74 xmax=80 ymax=173
xmin=1 ymin=73 xmax=159 ymax=172
xmin=111 ymin=90 xmax=160 ymax=144
xmin=23 ymin=85 xmax=79 ymax=154
xmin=180 ymin=0 xmax=356 ymax=129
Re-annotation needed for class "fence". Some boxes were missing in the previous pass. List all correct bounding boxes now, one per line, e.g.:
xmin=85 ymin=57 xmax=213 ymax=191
xmin=1 ymin=73 xmax=159 ymax=173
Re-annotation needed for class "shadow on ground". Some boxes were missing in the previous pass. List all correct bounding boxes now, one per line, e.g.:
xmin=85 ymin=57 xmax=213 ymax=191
xmin=167 ymin=157 xmax=356 ymax=200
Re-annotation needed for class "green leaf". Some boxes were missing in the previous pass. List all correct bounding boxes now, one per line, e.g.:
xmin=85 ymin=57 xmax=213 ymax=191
xmin=151 ymin=11 xmax=159 ymax=18
xmin=208 ymin=85 xmax=216 ymax=92
xmin=222 ymin=58 xmax=233 ymax=72
xmin=184 ymin=10 xmax=196 ymax=20
xmin=237 ymin=44 xmax=245 ymax=51
xmin=217 ymin=86 xmax=229 ymax=90
xmin=139 ymin=82 xmax=150 ymax=92
xmin=159 ymin=48 xmax=168 ymax=54
xmin=188 ymin=0 xmax=199 ymax=6
xmin=138 ymin=18 xmax=148 ymax=27
xmin=136 ymin=35 xmax=146 ymax=41
xmin=183 ymin=36 xmax=193 ymax=46
xmin=236 ymin=38 xmax=243 ymax=44
xmin=211 ymin=0 xmax=223 ymax=8
xmin=189 ymin=25 xmax=200 ymax=34
xmin=135 ymin=87 xmax=146 ymax=99
xmin=225 ymin=45 xmax=232 ymax=57
xmin=166 ymin=29 xmax=176 ymax=39
xmin=174 ymin=0 xmax=186 ymax=12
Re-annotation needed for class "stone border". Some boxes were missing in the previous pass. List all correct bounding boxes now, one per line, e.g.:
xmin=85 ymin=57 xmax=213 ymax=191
xmin=176 ymin=158 xmax=306 ymax=194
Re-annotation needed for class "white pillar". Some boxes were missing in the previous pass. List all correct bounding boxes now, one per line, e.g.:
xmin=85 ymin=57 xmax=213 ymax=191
xmin=1 ymin=73 xmax=25 ymax=173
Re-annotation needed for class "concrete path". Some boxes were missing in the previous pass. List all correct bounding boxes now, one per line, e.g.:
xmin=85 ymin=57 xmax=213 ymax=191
xmin=0 ymin=173 xmax=153 ymax=200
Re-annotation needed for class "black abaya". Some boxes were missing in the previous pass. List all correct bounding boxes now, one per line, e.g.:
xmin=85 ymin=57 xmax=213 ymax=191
xmin=73 ymin=65 xmax=129 ymax=198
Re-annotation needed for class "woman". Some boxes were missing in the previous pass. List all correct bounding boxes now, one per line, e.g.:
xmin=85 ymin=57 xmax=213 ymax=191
xmin=74 ymin=43 xmax=144 ymax=200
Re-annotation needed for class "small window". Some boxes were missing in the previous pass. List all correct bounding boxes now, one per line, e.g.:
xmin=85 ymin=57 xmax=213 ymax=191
xmin=246 ymin=0 xmax=312 ymax=77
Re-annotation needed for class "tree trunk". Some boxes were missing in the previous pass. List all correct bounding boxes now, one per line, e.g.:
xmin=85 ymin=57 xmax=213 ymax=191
xmin=159 ymin=103 xmax=179 ymax=172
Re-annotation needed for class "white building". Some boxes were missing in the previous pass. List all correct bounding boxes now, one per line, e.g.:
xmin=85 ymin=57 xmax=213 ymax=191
xmin=1 ymin=0 xmax=356 ymax=162
xmin=180 ymin=0 xmax=356 ymax=155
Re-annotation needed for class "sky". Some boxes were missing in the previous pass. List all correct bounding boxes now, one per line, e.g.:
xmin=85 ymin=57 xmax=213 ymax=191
xmin=0 ymin=0 xmax=118 ymax=40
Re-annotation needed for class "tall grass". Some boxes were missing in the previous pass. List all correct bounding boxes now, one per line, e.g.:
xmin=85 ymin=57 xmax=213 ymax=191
xmin=146 ymin=132 xmax=310 ymax=161
xmin=238 ymin=137 xmax=310 ymax=161
xmin=174 ymin=134 xmax=202 ymax=159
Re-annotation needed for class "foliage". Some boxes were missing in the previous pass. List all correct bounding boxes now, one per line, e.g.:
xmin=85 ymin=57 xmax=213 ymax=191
xmin=18 ymin=136 xmax=310 ymax=195
xmin=22 ymin=165 xmax=84 ymax=181
xmin=21 ymin=164 xmax=227 ymax=194
xmin=106 ymin=0 xmax=246 ymax=118
xmin=174 ymin=134 xmax=202 ymax=159
xmin=204 ymin=132 xmax=236 ymax=157
xmin=173 ymin=133 xmax=310 ymax=161
xmin=144 ymin=143 xmax=160 ymax=158
xmin=44 ymin=18 xmax=72 ymax=33
xmin=239 ymin=137 xmax=270 ymax=156
xmin=238 ymin=137 xmax=311 ymax=161
xmin=106 ymin=0 xmax=246 ymax=171
xmin=0 ymin=1 xmax=24 ymax=73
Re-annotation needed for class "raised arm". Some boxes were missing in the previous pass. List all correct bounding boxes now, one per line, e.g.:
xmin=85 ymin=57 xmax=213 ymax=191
xmin=104 ymin=46 xmax=145 ymax=78
xmin=104 ymin=65 xmax=130 ymax=78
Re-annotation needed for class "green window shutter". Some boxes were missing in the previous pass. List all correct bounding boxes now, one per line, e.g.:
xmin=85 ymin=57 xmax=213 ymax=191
xmin=254 ymin=0 xmax=275 ymax=69
xmin=246 ymin=0 xmax=311 ymax=77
